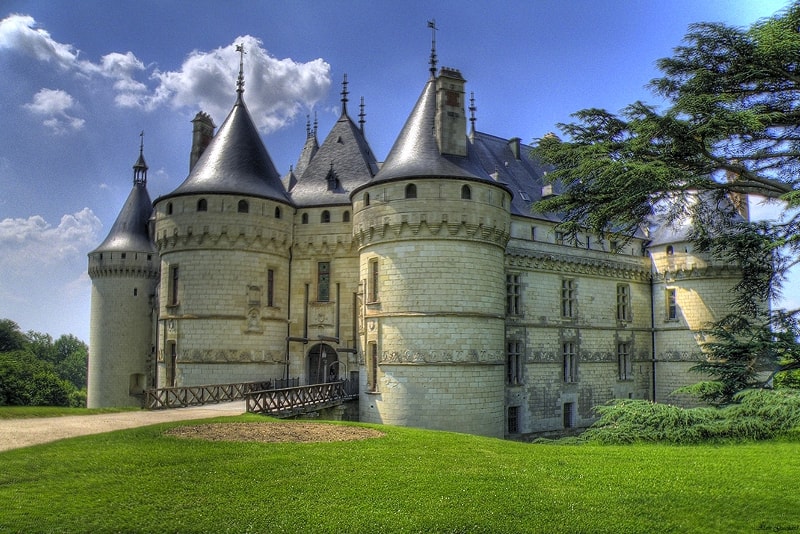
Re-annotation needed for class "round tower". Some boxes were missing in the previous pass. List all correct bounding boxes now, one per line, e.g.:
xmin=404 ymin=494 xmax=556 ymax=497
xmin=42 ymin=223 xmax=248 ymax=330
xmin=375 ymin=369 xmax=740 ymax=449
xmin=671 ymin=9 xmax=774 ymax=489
xmin=152 ymin=58 xmax=294 ymax=388
xmin=352 ymin=67 xmax=511 ymax=437
xmin=87 ymin=138 xmax=158 ymax=407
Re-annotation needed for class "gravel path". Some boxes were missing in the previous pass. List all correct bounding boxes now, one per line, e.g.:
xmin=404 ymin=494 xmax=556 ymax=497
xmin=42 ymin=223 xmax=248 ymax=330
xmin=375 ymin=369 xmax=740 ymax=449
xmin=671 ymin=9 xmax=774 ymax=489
xmin=0 ymin=401 xmax=247 ymax=452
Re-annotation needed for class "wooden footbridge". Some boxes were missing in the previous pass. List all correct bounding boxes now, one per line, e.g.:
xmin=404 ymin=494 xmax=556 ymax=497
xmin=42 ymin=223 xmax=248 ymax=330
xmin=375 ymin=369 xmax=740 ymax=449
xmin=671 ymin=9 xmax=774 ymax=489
xmin=144 ymin=379 xmax=358 ymax=417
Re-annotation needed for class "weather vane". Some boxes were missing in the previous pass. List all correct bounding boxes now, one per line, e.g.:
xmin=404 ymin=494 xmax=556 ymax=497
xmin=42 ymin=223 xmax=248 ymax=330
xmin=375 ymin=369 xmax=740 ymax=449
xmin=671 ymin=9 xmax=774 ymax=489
xmin=428 ymin=19 xmax=438 ymax=76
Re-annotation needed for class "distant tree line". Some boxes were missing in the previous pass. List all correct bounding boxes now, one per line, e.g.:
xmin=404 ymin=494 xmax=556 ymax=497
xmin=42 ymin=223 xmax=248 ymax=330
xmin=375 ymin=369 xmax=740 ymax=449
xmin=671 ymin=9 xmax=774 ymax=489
xmin=0 ymin=318 xmax=88 ymax=407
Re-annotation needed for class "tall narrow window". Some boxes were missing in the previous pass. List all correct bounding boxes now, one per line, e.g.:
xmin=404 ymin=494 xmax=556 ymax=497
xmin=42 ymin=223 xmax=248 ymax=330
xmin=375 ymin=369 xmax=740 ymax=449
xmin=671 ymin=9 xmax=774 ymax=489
xmin=561 ymin=279 xmax=576 ymax=318
xmin=274 ymin=206 xmax=282 ymax=219
xmin=618 ymin=342 xmax=632 ymax=380
xmin=267 ymin=269 xmax=274 ymax=307
xmin=301 ymin=213 xmax=309 ymax=224
xmin=368 ymin=343 xmax=378 ymax=392
xmin=531 ymin=226 xmax=536 ymax=241
xmin=506 ymin=340 xmax=522 ymax=385
xmin=461 ymin=184 xmax=471 ymax=199
xmin=317 ymin=262 xmax=330 ymax=302
xmin=343 ymin=211 xmax=350 ymax=222
xmin=321 ymin=210 xmax=331 ymax=223
xmin=405 ymin=183 xmax=417 ymax=199
xmin=666 ymin=288 xmax=678 ymax=320
xmin=617 ymin=284 xmax=631 ymax=322
xmin=166 ymin=202 xmax=173 ymax=215
xmin=506 ymin=274 xmax=522 ymax=316
xmin=168 ymin=265 xmax=179 ymax=306
xmin=368 ymin=259 xmax=379 ymax=302
xmin=555 ymin=231 xmax=565 ymax=246
xmin=563 ymin=402 xmax=575 ymax=428
xmin=364 ymin=192 xmax=370 ymax=206
xmin=197 ymin=198 xmax=207 ymax=212
xmin=563 ymin=341 xmax=577 ymax=383
xmin=507 ymin=406 xmax=519 ymax=434
xmin=237 ymin=199 xmax=249 ymax=213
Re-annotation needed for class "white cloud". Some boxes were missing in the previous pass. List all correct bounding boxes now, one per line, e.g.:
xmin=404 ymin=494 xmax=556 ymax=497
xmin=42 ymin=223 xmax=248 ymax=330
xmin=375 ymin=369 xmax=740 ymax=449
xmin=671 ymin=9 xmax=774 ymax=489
xmin=24 ymin=88 xmax=85 ymax=133
xmin=0 ymin=13 xmax=79 ymax=68
xmin=147 ymin=35 xmax=331 ymax=132
xmin=0 ymin=208 xmax=102 ymax=269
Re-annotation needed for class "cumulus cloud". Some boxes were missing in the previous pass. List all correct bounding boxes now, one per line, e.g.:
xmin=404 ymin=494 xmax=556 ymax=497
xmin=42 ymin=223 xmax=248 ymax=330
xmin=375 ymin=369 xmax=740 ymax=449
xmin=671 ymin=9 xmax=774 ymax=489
xmin=2 ymin=15 xmax=332 ymax=133
xmin=24 ymin=88 xmax=85 ymax=133
xmin=0 ymin=208 xmax=102 ymax=269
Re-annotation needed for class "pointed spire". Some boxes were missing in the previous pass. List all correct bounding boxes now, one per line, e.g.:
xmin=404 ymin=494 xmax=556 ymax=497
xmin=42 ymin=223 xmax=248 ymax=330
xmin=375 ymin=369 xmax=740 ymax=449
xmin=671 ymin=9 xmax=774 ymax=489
xmin=469 ymin=91 xmax=477 ymax=135
xmin=341 ymin=73 xmax=349 ymax=115
xmin=235 ymin=43 xmax=246 ymax=95
xmin=133 ymin=130 xmax=148 ymax=186
xmin=359 ymin=96 xmax=366 ymax=133
xmin=427 ymin=19 xmax=438 ymax=77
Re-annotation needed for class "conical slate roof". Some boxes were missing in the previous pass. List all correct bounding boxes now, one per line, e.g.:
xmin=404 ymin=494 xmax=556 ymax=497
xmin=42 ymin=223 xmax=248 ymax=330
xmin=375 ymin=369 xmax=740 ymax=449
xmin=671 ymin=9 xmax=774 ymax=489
xmin=367 ymin=77 xmax=489 ymax=185
xmin=159 ymin=94 xmax=289 ymax=204
xmin=92 ymin=182 xmax=155 ymax=253
xmin=288 ymin=111 xmax=377 ymax=206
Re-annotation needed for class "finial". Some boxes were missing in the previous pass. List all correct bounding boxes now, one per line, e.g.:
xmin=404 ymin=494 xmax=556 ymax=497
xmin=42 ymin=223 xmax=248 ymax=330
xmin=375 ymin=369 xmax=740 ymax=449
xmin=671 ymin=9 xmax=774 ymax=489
xmin=341 ymin=73 xmax=349 ymax=114
xmin=469 ymin=92 xmax=477 ymax=134
xmin=427 ymin=19 xmax=438 ymax=77
xmin=314 ymin=111 xmax=318 ymax=137
xmin=133 ymin=130 xmax=148 ymax=186
xmin=359 ymin=96 xmax=366 ymax=133
xmin=235 ymin=44 xmax=246 ymax=95
xmin=306 ymin=114 xmax=311 ymax=138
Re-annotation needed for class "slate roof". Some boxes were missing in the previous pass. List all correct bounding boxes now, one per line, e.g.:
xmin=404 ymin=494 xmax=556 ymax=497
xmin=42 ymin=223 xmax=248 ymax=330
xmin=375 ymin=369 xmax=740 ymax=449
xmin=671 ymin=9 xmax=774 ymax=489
xmin=92 ymin=182 xmax=155 ymax=254
xmin=158 ymin=94 xmax=290 ymax=204
xmin=362 ymin=77 xmax=496 ymax=188
xmin=288 ymin=111 xmax=378 ymax=207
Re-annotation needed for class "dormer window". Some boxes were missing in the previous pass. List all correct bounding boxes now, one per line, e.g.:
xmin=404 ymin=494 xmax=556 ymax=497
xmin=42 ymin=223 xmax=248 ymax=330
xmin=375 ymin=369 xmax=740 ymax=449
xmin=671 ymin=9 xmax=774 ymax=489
xmin=405 ymin=184 xmax=417 ymax=199
xmin=197 ymin=198 xmax=207 ymax=212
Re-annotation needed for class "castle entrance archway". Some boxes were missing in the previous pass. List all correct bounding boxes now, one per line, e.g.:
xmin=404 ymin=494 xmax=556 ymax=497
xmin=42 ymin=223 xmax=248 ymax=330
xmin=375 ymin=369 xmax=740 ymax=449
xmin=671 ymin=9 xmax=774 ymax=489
xmin=307 ymin=343 xmax=338 ymax=384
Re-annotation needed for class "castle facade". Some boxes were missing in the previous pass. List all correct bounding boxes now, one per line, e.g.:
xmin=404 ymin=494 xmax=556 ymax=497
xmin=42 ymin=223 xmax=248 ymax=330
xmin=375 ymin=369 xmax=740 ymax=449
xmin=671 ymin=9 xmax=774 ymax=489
xmin=87 ymin=57 xmax=744 ymax=438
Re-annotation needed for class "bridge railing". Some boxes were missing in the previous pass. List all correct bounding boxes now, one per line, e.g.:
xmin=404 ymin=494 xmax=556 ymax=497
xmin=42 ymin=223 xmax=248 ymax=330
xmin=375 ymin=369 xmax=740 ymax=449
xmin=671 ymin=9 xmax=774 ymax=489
xmin=144 ymin=378 xmax=300 ymax=410
xmin=246 ymin=380 xmax=359 ymax=416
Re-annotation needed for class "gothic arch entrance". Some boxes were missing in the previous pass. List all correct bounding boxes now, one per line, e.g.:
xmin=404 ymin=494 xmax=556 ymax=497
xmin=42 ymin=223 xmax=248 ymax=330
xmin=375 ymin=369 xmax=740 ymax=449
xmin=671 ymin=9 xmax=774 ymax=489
xmin=307 ymin=343 xmax=339 ymax=384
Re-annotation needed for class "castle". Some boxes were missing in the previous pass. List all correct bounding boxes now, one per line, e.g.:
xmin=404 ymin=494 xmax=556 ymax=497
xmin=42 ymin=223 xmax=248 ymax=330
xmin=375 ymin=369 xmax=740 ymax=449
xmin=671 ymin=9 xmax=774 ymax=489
xmin=87 ymin=47 xmax=746 ymax=438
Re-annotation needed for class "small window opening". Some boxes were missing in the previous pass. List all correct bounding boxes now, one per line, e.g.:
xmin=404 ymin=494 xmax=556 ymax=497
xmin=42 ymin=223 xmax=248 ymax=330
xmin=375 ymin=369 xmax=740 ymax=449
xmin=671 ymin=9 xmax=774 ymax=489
xmin=321 ymin=210 xmax=331 ymax=223
xmin=405 ymin=183 xmax=417 ymax=199
xmin=461 ymin=185 xmax=471 ymax=200
xmin=238 ymin=199 xmax=249 ymax=213
xmin=197 ymin=198 xmax=208 ymax=212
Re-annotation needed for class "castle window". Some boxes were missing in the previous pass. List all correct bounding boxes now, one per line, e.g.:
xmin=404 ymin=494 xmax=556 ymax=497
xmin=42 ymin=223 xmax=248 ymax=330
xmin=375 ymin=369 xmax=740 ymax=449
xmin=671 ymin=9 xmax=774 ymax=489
xmin=166 ymin=202 xmax=173 ymax=215
xmin=610 ymin=240 xmax=619 ymax=252
xmin=563 ymin=402 xmax=575 ymax=428
xmin=507 ymin=406 xmax=519 ymax=434
xmin=555 ymin=231 xmax=565 ymax=246
xmin=561 ymin=279 xmax=576 ymax=318
xmin=121 ymin=253 xmax=126 ymax=259
xmin=274 ymin=206 xmax=282 ymax=219
xmin=616 ymin=284 xmax=631 ymax=322
xmin=321 ymin=210 xmax=331 ymax=223
xmin=364 ymin=193 xmax=370 ymax=206
xmin=368 ymin=258 xmax=379 ymax=303
xmin=368 ymin=343 xmax=378 ymax=392
xmin=133 ymin=288 xmax=138 ymax=297
xmin=563 ymin=342 xmax=578 ymax=383
xmin=318 ymin=262 xmax=330 ymax=302
xmin=506 ymin=340 xmax=523 ymax=385
xmin=666 ymin=245 xmax=674 ymax=255
xmin=302 ymin=213 xmax=309 ymax=224
xmin=197 ymin=198 xmax=207 ymax=212
xmin=405 ymin=183 xmax=417 ymax=199
xmin=343 ymin=211 xmax=350 ymax=222
xmin=506 ymin=274 xmax=522 ymax=316
xmin=168 ymin=265 xmax=179 ymax=306
xmin=238 ymin=200 xmax=249 ymax=213
xmin=666 ymin=288 xmax=678 ymax=320
xmin=618 ymin=342 xmax=632 ymax=380
xmin=531 ymin=226 xmax=536 ymax=241
xmin=461 ymin=185 xmax=471 ymax=200
xmin=267 ymin=269 xmax=274 ymax=307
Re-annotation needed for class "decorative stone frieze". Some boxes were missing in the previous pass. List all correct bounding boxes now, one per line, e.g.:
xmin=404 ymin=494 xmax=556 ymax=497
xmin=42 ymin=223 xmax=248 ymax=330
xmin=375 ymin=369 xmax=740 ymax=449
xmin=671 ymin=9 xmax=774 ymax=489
xmin=381 ymin=349 xmax=503 ymax=364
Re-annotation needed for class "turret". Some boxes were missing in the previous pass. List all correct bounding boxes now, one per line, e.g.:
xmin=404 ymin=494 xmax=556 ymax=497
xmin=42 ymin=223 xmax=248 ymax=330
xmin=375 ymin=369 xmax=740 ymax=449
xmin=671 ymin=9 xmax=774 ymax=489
xmin=87 ymin=135 xmax=158 ymax=407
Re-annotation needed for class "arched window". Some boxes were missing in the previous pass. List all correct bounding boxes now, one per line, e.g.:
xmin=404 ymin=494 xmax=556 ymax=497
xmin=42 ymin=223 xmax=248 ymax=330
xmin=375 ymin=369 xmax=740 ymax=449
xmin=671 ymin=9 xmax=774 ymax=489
xmin=364 ymin=193 xmax=370 ymax=206
xmin=461 ymin=185 xmax=471 ymax=200
xmin=405 ymin=183 xmax=417 ymax=199
xmin=237 ymin=199 xmax=249 ymax=213
xmin=321 ymin=210 xmax=331 ymax=223
xmin=166 ymin=202 xmax=173 ymax=215
xmin=274 ymin=206 xmax=282 ymax=219
xmin=666 ymin=245 xmax=674 ymax=255
xmin=302 ymin=213 xmax=309 ymax=224
xmin=197 ymin=198 xmax=207 ymax=212
xmin=343 ymin=211 xmax=350 ymax=222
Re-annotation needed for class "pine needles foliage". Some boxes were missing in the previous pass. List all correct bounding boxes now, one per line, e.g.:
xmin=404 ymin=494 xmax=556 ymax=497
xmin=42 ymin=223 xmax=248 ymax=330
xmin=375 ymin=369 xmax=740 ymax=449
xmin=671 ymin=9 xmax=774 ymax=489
xmin=581 ymin=389 xmax=800 ymax=444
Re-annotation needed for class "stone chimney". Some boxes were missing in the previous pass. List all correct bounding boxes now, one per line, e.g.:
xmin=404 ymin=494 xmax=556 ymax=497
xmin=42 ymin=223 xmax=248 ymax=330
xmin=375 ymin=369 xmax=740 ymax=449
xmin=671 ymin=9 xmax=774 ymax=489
xmin=435 ymin=67 xmax=467 ymax=157
xmin=190 ymin=111 xmax=216 ymax=172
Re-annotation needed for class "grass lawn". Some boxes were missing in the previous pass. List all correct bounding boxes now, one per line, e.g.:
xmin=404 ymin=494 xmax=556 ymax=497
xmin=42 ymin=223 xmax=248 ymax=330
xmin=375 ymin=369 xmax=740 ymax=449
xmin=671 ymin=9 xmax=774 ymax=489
xmin=0 ymin=406 xmax=137 ymax=419
xmin=2 ymin=414 xmax=799 ymax=533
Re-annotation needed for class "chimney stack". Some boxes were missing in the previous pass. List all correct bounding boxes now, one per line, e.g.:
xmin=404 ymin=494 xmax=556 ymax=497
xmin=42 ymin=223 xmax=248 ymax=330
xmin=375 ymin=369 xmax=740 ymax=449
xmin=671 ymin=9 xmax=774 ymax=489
xmin=190 ymin=111 xmax=215 ymax=172
xmin=435 ymin=67 xmax=467 ymax=157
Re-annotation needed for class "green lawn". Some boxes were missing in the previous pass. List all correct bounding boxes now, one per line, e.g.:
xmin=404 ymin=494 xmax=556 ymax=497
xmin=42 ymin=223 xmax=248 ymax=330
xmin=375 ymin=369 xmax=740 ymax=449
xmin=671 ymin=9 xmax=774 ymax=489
xmin=2 ymin=415 xmax=799 ymax=533
xmin=0 ymin=406 xmax=137 ymax=419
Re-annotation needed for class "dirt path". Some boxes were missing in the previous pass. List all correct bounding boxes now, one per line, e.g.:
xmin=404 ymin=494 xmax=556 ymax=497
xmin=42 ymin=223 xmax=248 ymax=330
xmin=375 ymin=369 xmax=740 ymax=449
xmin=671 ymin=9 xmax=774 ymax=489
xmin=0 ymin=401 xmax=247 ymax=452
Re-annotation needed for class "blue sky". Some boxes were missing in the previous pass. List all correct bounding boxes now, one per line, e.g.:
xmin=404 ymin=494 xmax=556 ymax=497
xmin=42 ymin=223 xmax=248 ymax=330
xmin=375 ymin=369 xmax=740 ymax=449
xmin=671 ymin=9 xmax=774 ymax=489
xmin=0 ymin=0 xmax=795 ymax=342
